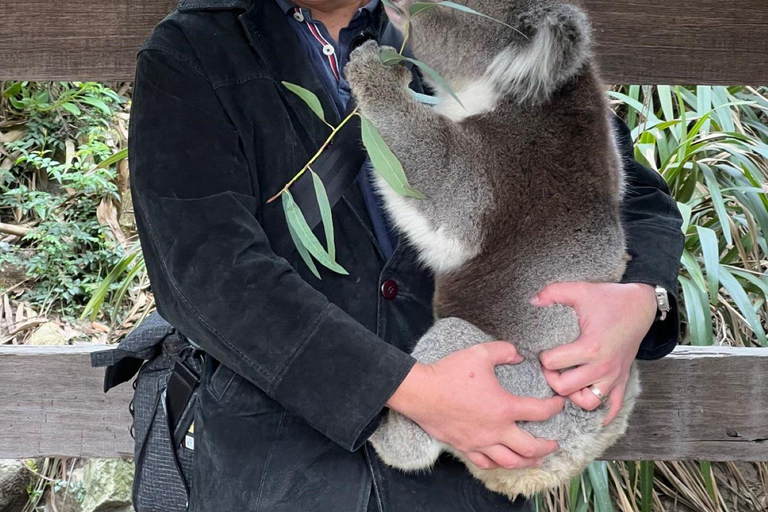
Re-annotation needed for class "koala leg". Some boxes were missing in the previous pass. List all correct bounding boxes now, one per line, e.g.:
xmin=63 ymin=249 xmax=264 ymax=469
xmin=369 ymin=318 xmax=495 ymax=470
xmin=368 ymin=410 xmax=442 ymax=472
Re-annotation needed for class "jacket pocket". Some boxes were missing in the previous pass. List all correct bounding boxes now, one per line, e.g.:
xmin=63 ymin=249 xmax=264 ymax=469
xmin=206 ymin=361 xmax=282 ymax=416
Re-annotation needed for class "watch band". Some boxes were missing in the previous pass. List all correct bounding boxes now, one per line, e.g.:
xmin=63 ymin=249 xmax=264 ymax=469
xmin=654 ymin=286 xmax=670 ymax=321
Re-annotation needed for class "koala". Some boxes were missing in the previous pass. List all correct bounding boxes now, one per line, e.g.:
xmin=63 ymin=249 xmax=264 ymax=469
xmin=345 ymin=0 xmax=641 ymax=500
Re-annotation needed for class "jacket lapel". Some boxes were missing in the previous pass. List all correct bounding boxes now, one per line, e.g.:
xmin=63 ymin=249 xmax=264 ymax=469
xmin=238 ymin=0 xmax=423 ymax=259
xmin=238 ymin=0 xmax=340 ymax=145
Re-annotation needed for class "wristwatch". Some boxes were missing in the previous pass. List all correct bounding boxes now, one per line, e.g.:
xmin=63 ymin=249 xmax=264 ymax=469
xmin=654 ymin=286 xmax=671 ymax=321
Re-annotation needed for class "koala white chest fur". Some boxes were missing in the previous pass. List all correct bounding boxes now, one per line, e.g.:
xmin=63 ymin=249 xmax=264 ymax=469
xmin=373 ymin=173 xmax=479 ymax=273
xmin=346 ymin=0 xmax=640 ymax=500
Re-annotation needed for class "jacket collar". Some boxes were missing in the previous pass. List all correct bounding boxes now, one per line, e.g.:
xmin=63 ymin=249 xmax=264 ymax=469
xmin=177 ymin=0 xmax=251 ymax=11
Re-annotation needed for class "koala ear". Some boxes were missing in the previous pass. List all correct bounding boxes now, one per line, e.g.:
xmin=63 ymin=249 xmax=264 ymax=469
xmin=489 ymin=3 xmax=591 ymax=103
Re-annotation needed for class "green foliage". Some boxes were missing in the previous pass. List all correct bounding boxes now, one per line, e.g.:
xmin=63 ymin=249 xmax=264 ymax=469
xmin=0 ymin=81 xmax=129 ymax=318
xmin=613 ymin=85 xmax=768 ymax=348
xmin=544 ymin=85 xmax=768 ymax=512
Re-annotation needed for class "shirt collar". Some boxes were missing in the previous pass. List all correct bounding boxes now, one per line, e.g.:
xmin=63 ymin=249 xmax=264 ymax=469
xmin=274 ymin=0 xmax=380 ymax=18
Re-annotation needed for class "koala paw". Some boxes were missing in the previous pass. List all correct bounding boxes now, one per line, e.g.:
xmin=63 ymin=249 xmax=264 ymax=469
xmin=346 ymin=40 xmax=410 ymax=106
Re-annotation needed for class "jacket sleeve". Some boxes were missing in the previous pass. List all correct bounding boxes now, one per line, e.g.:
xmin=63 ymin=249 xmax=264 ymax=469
xmin=613 ymin=116 xmax=685 ymax=360
xmin=129 ymin=47 xmax=415 ymax=451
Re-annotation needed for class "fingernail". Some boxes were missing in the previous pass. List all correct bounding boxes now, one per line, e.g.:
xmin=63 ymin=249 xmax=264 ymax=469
xmin=530 ymin=295 xmax=540 ymax=305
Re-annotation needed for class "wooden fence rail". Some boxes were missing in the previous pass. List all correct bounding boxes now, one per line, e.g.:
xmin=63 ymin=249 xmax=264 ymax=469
xmin=1 ymin=0 xmax=767 ymax=84
xmin=0 ymin=345 xmax=767 ymax=460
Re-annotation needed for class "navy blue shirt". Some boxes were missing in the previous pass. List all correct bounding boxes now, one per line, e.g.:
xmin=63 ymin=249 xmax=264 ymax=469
xmin=275 ymin=0 xmax=398 ymax=258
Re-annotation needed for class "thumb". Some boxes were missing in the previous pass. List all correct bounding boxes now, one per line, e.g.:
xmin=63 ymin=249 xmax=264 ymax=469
xmin=479 ymin=341 xmax=524 ymax=366
xmin=531 ymin=282 xmax=585 ymax=308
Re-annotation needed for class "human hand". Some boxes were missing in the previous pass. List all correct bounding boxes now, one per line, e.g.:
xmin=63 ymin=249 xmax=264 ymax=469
xmin=533 ymin=282 xmax=657 ymax=425
xmin=387 ymin=342 xmax=564 ymax=470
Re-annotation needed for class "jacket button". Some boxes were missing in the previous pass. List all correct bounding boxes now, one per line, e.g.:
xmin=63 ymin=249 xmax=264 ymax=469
xmin=381 ymin=280 xmax=398 ymax=300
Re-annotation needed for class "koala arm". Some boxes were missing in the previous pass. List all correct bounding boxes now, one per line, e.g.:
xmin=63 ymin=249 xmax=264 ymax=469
xmin=346 ymin=41 xmax=492 ymax=256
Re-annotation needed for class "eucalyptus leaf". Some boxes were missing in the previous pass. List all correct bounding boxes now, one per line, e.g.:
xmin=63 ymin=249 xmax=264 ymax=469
xmin=379 ymin=49 xmax=463 ymax=107
xmin=282 ymin=81 xmax=327 ymax=124
xmin=310 ymin=169 xmax=336 ymax=261
xmin=285 ymin=208 xmax=321 ymax=279
xmin=359 ymin=114 xmax=425 ymax=199
xmin=409 ymin=1 xmax=525 ymax=37
xmin=282 ymin=190 xmax=348 ymax=276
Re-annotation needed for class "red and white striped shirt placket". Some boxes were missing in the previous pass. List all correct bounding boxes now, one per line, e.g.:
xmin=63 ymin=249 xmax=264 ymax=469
xmin=293 ymin=7 xmax=341 ymax=82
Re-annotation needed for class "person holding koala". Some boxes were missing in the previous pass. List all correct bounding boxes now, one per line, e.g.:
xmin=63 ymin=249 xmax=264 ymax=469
xmin=128 ymin=0 xmax=684 ymax=510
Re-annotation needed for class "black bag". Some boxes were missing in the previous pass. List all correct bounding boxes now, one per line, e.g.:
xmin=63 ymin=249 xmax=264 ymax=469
xmin=91 ymin=312 xmax=201 ymax=512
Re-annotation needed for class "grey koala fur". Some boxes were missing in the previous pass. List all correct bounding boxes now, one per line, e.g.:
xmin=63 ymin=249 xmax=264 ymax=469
xmin=345 ymin=0 xmax=641 ymax=500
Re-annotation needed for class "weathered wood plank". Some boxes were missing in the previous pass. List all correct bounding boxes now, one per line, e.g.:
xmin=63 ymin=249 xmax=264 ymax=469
xmin=1 ymin=345 xmax=767 ymax=460
xmin=603 ymin=346 xmax=768 ymax=461
xmin=0 ymin=345 xmax=134 ymax=459
xmin=0 ymin=0 xmax=767 ymax=83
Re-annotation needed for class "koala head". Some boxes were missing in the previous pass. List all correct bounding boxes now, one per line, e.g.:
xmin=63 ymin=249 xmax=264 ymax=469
xmin=385 ymin=0 xmax=592 ymax=103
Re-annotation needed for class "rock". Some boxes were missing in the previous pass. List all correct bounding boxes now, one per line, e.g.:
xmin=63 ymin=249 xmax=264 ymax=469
xmin=0 ymin=459 xmax=33 ymax=512
xmin=79 ymin=459 xmax=134 ymax=512
xmin=55 ymin=459 xmax=134 ymax=512
xmin=27 ymin=322 xmax=72 ymax=346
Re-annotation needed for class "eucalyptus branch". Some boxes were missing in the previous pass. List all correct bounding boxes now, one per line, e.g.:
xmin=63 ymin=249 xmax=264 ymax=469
xmin=266 ymin=107 xmax=358 ymax=203
xmin=267 ymin=21 xmax=412 ymax=204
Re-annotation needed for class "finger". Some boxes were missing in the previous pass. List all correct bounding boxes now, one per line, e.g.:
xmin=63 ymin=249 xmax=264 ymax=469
xmin=482 ymin=445 xmax=541 ymax=470
xmin=547 ymin=364 xmax=614 ymax=397
xmin=568 ymin=388 xmax=602 ymax=411
xmin=464 ymin=451 xmax=500 ymax=470
xmin=603 ymin=382 xmax=627 ymax=426
xmin=508 ymin=395 xmax=565 ymax=422
xmin=500 ymin=427 xmax=559 ymax=459
xmin=530 ymin=282 xmax=587 ymax=308
xmin=478 ymin=341 xmax=524 ymax=366
xmin=540 ymin=337 xmax=598 ymax=370
xmin=541 ymin=367 xmax=560 ymax=390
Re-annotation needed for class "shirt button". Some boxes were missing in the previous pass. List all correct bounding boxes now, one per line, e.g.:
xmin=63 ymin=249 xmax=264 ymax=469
xmin=322 ymin=44 xmax=335 ymax=56
xmin=381 ymin=280 xmax=399 ymax=300
xmin=293 ymin=11 xmax=305 ymax=22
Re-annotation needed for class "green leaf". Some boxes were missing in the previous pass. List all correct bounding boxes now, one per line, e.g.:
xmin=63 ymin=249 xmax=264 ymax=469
xmin=78 ymin=96 xmax=111 ymax=115
xmin=409 ymin=1 xmax=524 ymax=36
xmin=568 ymin=476 xmax=582 ymax=511
xmin=699 ymin=163 xmax=732 ymax=244
xmin=2 ymin=81 xmax=22 ymax=98
xmin=310 ymin=169 xmax=336 ymax=261
xmin=586 ymin=462 xmax=613 ymax=512
xmin=60 ymin=102 xmax=82 ymax=116
xmin=282 ymin=190 xmax=348 ymax=276
xmin=681 ymin=250 xmax=708 ymax=293
xmin=677 ymin=201 xmax=693 ymax=233
xmin=359 ymin=114 xmax=425 ymax=199
xmin=699 ymin=461 xmax=717 ymax=504
xmin=379 ymin=49 xmax=463 ymax=107
xmin=95 ymin=148 xmax=128 ymax=170
xmin=719 ymin=266 xmax=768 ymax=346
xmin=696 ymin=226 xmax=721 ymax=304
xmin=281 ymin=81 xmax=327 ymax=124
xmin=640 ymin=461 xmax=654 ymax=512
xmin=81 ymin=251 xmax=138 ymax=320
xmin=657 ymin=85 xmax=675 ymax=122
xmin=680 ymin=275 xmax=712 ymax=346
xmin=284 ymin=200 xmax=321 ymax=280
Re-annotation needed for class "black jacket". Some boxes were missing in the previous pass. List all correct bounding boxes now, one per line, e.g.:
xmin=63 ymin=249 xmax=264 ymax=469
xmin=128 ymin=0 xmax=685 ymax=510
